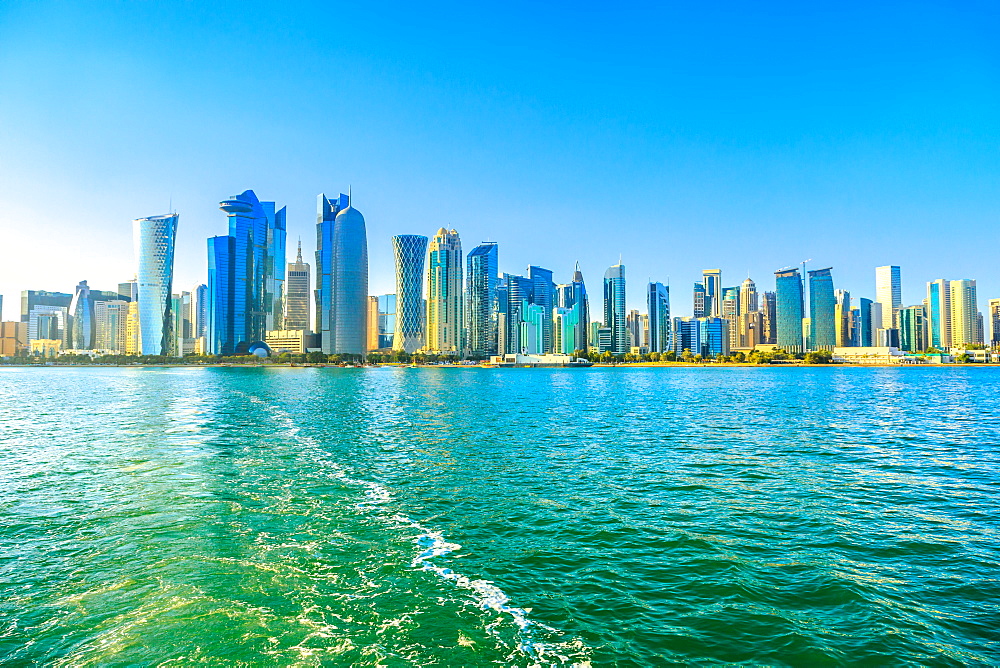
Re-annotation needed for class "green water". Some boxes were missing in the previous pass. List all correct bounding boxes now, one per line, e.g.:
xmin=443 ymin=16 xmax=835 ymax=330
xmin=1 ymin=366 xmax=998 ymax=665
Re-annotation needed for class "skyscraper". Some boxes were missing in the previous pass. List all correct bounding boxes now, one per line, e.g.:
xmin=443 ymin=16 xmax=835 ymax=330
xmin=503 ymin=273 xmax=532 ymax=354
xmin=570 ymin=262 xmax=589 ymax=351
xmin=926 ymin=279 xmax=952 ymax=349
xmin=190 ymin=283 xmax=207 ymax=341
xmin=834 ymin=289 xmax=851 ymax=347
xmin=761 ymin=291 xmax=776 ymax=344
xmin=702 ymin=269 xmax=722 ymax=317
xmin=898 ymin=305 xmax=926 ymax=353
xmin=603 ymin=263 xmax=627 ymax=354
xmin=392 ymin=234 xmax=429 ymax=353
xmin=875 ymin=265 xmax=902 ymax=330
xmin=134 ymin=213 xmax=178 ymax=355
xmin=262 ymin=201 xmax=287 ymax=332
xmin=693 ymin=282 xmax=708 ymax=318
xmin=425 ymin=228 xmax=462 ymax=354
xmin=528 ymin=266 xmax=555 ymax=353
xmin=626 ymin=309 xmax=642 ymax=348
xmin=330 ymin=199 xmax=369 ymax=356
xmin=949 ymin=279 xmax=979 ymax=347
xmin=851 ymin=297 xmax=874 ymax=347
xmin=736 ymin=278 xmax=758 ymax=349
xmin=285 ymin=240 xmax=311 ymax=331
xmin=774 ymin=267 xmax=803 ymax=353
xmin=989 ymin=299 xmax=1000 ymax=347
xmin=466 ymin=242 xmax=498 ymax=357
xmin=377 ymin=294 xmax=396 ymax=350
xmin=68 ymin=280 xmax=95 ymax=350
xmin=721 ymin=286 xmax=739 ymax=350
xmin=20 ymin=290 xmax=72 ymax=323
xmin=94 ymin=299 xmax=130 ymax=352
xmin=808 ymin=268 xmax=835 ymax=350
xmin=647 ymin=282 xmax=670 ymax=353
xmin=316 ymin=193 xmax=350 ymax=352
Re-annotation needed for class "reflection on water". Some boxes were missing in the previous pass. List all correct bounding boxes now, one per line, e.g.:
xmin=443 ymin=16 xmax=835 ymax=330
xmin=1 ymin=366 xmax=999 ymax=665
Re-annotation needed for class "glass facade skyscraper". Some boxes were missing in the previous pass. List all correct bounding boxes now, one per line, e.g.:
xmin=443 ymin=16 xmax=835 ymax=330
xmin=20 ymin=290 xmax=72 ymax=323
xmin=207 ymin=235 xmax=235 ymax=355
xmin=774 ymin=267 xmax=803 ymax=353
xmin=926 ymin=279 xmax=951 ymax=349
xmin=466 ymin=242 xmax=498 ymax=357
xmin=392 ymin=234 xmax=428 ymax=353
xmin=808 ymin=268 xmax=835 ymax=350
xmin=527 ymin=266 xmax=554 ymax=353
xmin=316 ymin=193 xmax=350 ymax=353
xmin=68 ymin=280 xmax=95 ymax=350
xmin=425 ymin=228 xmax=462 ymax=354
xmin=898 ymin=305 xmax=926 ymax=353
xmin=134 ymin=213 xmax=178 ymax=355
xmin=647 ymin=282 xmax=670 ymax=353
xmin=503 ymin=273 xmax=532 ymax=354
xmin=330 ymin=200 xmax=369 ymax=356
xmin=603 ymin=263 xmax=627 ymax=354
xmin=875 ymin=265 xmax=902 ymax=330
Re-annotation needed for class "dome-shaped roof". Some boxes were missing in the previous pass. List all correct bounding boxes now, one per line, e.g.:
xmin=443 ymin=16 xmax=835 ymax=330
xmin=335 ymin=205 xmax=365 ymax=223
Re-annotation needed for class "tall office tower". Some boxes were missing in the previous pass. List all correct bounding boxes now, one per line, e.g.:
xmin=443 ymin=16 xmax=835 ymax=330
xmin=391 ymin=234 xmax=428 ymax=353
xmin=949 ymin=279 xmax=980 ymax=347
xmin=647 ymin=282 xmax=670 ymax=353
xmin=720 ymin=286 xmax=739 ymax=350
xmin=603 ymin=263 xmax=627 ymax=354
xmin=735 ymin=278 xmax=757 ymax=349
xmin=834 ymin=289 xmax=851 ymax=347
xmin=808 ymin=268 xmax=836 ymax=351
xmin=367 ymin=296 xmax=380 ymax=351
xmin=209 ymin=191 xmax=285 ymax=355
xmin=262 ymin=201 xmax=287 ymax=332
xmin=898 ymin=305 xmax=926 ymax=353
xmin=28 ymin=305 xmax=68 ymax=343
xmin=125 ymin=302 xmax=140 ymax=354
xmin=991 ymin=299 xmax=1000 ymax=347
xmin=466 ymin=242 xmax=498 ymax=357
xmin=774 ymin=267 xmax=804 ymax=353
xmin=117 ymin=278 xmax=138 ymax=303
xmin=316 ymin=193 xmax=351 ymax=352
xmin=693 ymin=282 xmax=708 ymax=318
xmin=174 ymin=290 xmax=194 ymax=355
xmin=851 ymin=298 xmax=873 ymax=347
xmin=426 ymin=228 xmax=462 ymax=354
xmin=528 ymin=266 xmax=555 ymax=353
xmin=738 ymin=278 xmax=757 ymax=315
xmin=875 ymin=265 xmax=902 ymax=330
xmin=285 ymin=240 xmax=311 ymax=331
xmin=519 ymin=301 xmax=546 ymax=354
xmin=626 ymin=309 xmax=642 ymax=348
xmin=329 ymin=198 xmax=369 ymax=356
xmin=702 ymin=269 xmax=722 ymax=317
xmin=496 ymin=276 xmax=509 ymax=354
xmin=552 ymin=306 xmax=579 ymax=354
xmin=377 ymin=295 xmax=396 ymax=349
xmin=190 ymin=284 xmax=207 ymax=340
xmin=570 ymin=262 xmax=589 ymax=351
xmin=926 ymin=279 xmax=952 ymax=349
xmin=94 ymin=299 xmax=130 ymax=352
xmin=67 ymin=280 xmax=96 ymax=350
xmin=761 ymin=291 xmax=776 ymax=344
xmin=20 ymin=290 xmax=73 ymax=323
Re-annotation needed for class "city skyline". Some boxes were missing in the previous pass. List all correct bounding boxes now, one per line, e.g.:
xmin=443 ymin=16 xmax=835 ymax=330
xmin=2 ymin=3 xmax=998 ymax=317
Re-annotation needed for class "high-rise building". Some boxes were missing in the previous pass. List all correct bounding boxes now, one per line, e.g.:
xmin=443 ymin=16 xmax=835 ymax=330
xmin=950 ymin=279 xmax=980 ymax=347
xmin=68 ymin=280 xmax=96 ymax=350
xmin=898 ymin=305 xmax=926 ymax=353
xmin=603 ymin=263 xmax=627 ymax=354
xmin=568 ymin=262 xmax=589 ymax=352
xmin=377 ymin=294 xmax=396 ymax=350
xmin=94 ymin=299 xmax=130 ymax=352
xmin=503 ymin=273 xmax=532 ymax=354
xmin=734 ymin=278 xmax=758 ymax=349
xmin=702 ymin=269 xmax=722 ymax=317
xmin=367 ymin=296 xmax=380 ymax=352
xmin=875 ymin=265 xmax=902 ymax=330
xmin=774 ymin=267 xmax=803 ymax=353
xmin=626 ymin=309 xmax=642 ymax=349
xmin=329 ymin=198 xmax=369 ymax=356
xmin=693 ymin=282 xmax=708 ymax=319
xmin=21 ymin=290 xmax=72 ymax=323
xmin=28 ymin=305 xmax=68 ymax=344
xmin=926 ymin=279 xmax=951 ymax=349
xmin=392 ymin=234 xmax=429 ymax=353
xmin=208 ymin=191 xmax=285 ymax=355
xmin=466 ymin=242 xmax=498 ymax=357
xmin=552 ymin=306 xmax=580 ymax=354
xmin=720 ymin=286 xmax=739 ymax=350
xmin=761 ymin=291 xmax=776 ymax=344
xmin=834 ymin=289 xmax=851 ymax=347
xmin=851 ymin=297 xmax=874 ymax=347
xmin=808 ymin=268 xmax=835 ymax=351
xmin=673 ymin=317 xmax=728 ymax=358
xmin=647 ymin=282 xmax=670 ymax=353
xmin=316 ymin=193 xmax=351 ymax=352
xmin=425 ymin=228 xmax=462 ymax=354
xmin=519 ymin=301 xmax=546 ymax=354
xmin=990 ymin=299 xmax=1000 ymax=348
xmin=117 ymin=279 xmax=138 ymax=303
xmin=528 ymin=266 xmax=555 ymax=353
xmin=285 ymin=240 xmax=311 ymax=331
xmin=190 ymin=284 xmax=207 ymax=341
xmin=126 ymin=301 xmax=140 ymax=354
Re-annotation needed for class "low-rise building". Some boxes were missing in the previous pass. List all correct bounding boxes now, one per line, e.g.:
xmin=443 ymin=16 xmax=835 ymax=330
xmin=265 ymin=330 xmax=319 ymax=354
xmin=489 ymin=353 xmax=590 ymax=367
xmin=1 ymin=321 xmax=28 ymax=356
xmin=30 ymin=339 xmax=62 ymax=358
xmin=832 ymin=346 xmax=922 ymax=365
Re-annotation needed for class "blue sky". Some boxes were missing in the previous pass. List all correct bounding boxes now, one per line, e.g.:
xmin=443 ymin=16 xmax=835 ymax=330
xmin=1 ymin=1 xmax=997 ymax=317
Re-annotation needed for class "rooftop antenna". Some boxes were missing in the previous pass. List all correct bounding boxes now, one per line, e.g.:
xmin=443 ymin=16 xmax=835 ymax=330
xmin=168 ymin=194 xmax=172 ymax=214
xmin=348 ymin=185 xmax=352 ymax=206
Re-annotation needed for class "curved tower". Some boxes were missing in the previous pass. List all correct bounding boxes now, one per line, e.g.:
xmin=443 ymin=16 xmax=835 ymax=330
xmin=331 ymin=203 xmax=368 ymax=356
xmin=134 ymin=214 xmax=178 ymax=355
xmin=69 ymin=280 xmax=96 ymax=350
xmin=392 ymin=234 xmax=428 ymax=353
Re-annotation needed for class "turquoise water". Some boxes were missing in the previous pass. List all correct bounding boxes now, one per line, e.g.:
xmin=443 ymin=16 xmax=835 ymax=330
xmin=1 ymin=366 xmax=998 ymax=665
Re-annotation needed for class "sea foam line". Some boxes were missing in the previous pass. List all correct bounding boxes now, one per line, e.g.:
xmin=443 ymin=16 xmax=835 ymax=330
xmin=241 ymin=392 xmax=592 ymax=665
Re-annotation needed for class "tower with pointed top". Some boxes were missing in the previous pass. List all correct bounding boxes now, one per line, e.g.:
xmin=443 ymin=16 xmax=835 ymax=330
xmin=285 ymin=239 xmax=311 ymax=331
xmin=315 ymin=193 xmax=368 ymax=356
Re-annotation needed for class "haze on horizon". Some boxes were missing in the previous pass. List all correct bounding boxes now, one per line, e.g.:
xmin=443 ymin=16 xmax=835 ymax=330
xmin=0 ymin=1 xmax=997 ymax=316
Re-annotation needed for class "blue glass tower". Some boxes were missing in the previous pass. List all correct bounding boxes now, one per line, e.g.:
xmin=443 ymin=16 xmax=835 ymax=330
xmin=528 ymin=266 xmax=554 ymax=353
xmin=68 ymin=280 xmax=96 ymax=350
xmin=207 ymin=235 xmax=235 ymax=355
xmin=774 ymin=267 xmax=804 ymax=353
xmin=808 ymin=267 xmax=836 ymax=350
xmin=392 ymin=234 xmax=429 ymax=353
xmin=603 ymin=263 xmax=627 ymax=354
xmin=851 ymin=297 xmax=873 ymax=347
xmin=134 ymin=213 xmax=179 ymax=355
xmin=331 ymin=201 xmax=369 ymax=356
xmin=466 ymin=242 xmax=498 ymax=357
xmin=316 ymin=193 xmax=350 ymax=354
xmin=647 ymin=282 xmax=671 ymax=353
xmin=503 ymin=273 xmax=533 ymax=354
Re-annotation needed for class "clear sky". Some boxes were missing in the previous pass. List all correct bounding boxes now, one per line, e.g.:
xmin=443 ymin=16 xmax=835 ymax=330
xmin=1 ymin=1 xmax=997 ymax=320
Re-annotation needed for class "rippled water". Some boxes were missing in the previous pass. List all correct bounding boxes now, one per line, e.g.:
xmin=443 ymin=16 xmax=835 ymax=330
xmin=1 ymin=366 xmax=998 ymax=665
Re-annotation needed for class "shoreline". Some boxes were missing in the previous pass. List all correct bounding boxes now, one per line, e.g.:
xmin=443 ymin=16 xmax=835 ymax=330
xmin=3 ymin=362 xmax=1000 ymax=369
